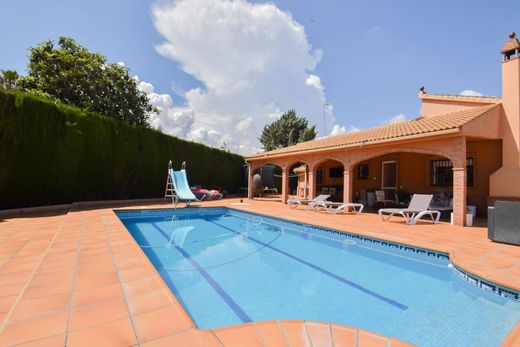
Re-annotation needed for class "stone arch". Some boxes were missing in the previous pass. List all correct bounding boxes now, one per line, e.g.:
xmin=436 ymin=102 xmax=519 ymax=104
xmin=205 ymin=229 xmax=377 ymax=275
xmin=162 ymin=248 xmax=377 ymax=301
xmin=310 ymin=156 xmax=346 ymax=201
xmin=349 ymin=147 xmax=457 ymax=170
xmin=286 ymin=158 xmax=312 ymax=169
xmin=286 ymin=159 xmax=312 ymax=198
xmin=250 ymin=162 xmax=284 ymax=197
xmin=250 ymin=161 xmax=286 ymax=173
xmin=310 ymin=155 xmax=348 ymax=172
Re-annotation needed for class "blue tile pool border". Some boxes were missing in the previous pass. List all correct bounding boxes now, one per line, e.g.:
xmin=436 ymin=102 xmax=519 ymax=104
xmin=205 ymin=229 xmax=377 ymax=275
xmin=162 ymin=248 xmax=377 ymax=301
xmin=451 ymin=264 xmax=519 ymax=300
xmin=114 ymin=207 xmax=520 ymax=302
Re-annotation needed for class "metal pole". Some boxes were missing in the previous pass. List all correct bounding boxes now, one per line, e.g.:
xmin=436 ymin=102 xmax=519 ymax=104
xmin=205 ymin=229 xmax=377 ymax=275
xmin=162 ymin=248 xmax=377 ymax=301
xmin=323 ymin=101 xmax=331 ymax=136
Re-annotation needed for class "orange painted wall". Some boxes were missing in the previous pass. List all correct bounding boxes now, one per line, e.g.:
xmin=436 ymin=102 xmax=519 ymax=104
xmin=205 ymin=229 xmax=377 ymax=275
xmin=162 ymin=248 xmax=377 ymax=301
xmin=466 ymin=140 xmax=502 ymax=212
xmin=353 ymin=153 xmax=428 ymax=196
xmin=316 ymin=160 xmax=343 ymax=185
xmin=421 ymin=99 xmax=491 ymax=117
xmin=490 ymin=56 xmax=520 ymax=197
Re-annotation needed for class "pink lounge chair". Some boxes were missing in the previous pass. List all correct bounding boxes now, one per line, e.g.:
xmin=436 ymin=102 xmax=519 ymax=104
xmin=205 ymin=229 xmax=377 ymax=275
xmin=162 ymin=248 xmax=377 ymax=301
xmin=191 ymin=187 xmax=222 ymax=200
xmin=191 ymin=188 xmax=211 ymax=200
xmin=207 ymin=190 xmax=223 ymax=200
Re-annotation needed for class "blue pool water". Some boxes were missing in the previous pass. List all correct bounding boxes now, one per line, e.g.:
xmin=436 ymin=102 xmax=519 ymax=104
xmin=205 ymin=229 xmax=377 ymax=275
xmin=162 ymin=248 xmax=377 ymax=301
xmin=117 ymin=208 xmax=520 ymax=347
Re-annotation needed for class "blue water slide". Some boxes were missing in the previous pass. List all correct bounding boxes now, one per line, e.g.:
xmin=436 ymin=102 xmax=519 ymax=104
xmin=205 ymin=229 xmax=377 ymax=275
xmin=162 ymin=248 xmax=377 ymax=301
xmin=168 ymin=168 xmax=198 ymax=201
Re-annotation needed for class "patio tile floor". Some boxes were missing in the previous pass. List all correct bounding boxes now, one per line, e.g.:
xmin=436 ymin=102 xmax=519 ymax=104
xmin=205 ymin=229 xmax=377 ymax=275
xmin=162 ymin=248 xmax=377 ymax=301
xmin=0 ymin=198 xmax=519 ymax=346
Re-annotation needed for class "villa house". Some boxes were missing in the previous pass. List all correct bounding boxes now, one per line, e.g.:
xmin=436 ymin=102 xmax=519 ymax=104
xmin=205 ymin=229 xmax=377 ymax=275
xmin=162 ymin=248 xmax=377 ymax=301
xmin=245 ymin=33 xmax=520 ymax=226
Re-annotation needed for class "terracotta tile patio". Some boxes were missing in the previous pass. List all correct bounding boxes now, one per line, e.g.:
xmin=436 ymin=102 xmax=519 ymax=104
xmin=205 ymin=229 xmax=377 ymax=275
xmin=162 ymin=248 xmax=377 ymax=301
xmin=0 ymin=198 xmax=519 ymax=346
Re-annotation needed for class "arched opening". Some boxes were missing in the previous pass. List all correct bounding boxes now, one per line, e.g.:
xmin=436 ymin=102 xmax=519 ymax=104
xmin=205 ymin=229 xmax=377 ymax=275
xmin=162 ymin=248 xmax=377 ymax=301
xmin=288 ymin=162 xmax=308 ymax=198
xmin=314 ymin=159 xmax=344 ymax=202
xmin=251 ymin=164 xmax=283 ymax=201
xmin=351 ymin=151 xmax=458 ymax=218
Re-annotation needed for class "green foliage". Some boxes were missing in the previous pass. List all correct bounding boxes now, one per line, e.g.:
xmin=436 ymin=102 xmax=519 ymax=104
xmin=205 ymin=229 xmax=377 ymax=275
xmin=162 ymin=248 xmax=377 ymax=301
xmin=0 ymin=90 xmax=244 ymax=209
xmin=259 ymin=109 xmax=317 ymax=151
xmin=0 ymin=70 xmax=20 ymax=89
xmin=18 ymin=36 xmax=154 ymax=127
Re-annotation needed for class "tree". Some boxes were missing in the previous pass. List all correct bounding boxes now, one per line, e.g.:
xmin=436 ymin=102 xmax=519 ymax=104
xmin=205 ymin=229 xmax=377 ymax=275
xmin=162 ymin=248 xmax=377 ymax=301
xmin=19 ymin=36 xmax=155 ymax=127
xmin=259 ymin=109 xmax=317 ymax=151
xmin=0 ymin=70 xmax=20 ymax=89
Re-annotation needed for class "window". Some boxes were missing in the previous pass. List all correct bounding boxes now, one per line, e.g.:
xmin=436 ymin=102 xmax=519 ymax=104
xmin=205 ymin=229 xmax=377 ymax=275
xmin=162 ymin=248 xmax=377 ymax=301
xmin=358 ymin=164 xmax=369 ymax=179
xmin=329 ymin=167 xmax=343 ymax=178
xmin=382 ymin=161 xmax=397 ymax=189
xmin=431 ymin=159 xmax=452 ymax=186
xmin=431 ymin=158 xmax=474 ymax=186
xmin=316 ymin=168 xmax=323 ymax=185
xmin=466 ymin=158 xmax=474 ymax=187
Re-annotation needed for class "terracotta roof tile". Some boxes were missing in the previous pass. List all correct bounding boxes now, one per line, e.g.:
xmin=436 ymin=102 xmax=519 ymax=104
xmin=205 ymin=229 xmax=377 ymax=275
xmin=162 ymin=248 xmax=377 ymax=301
xmin=247 ymin=103 xmax=500 ymax=159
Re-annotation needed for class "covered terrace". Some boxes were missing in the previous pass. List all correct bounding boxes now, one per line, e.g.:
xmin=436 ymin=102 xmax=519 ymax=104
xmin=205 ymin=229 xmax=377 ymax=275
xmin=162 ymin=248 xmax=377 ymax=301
xmin=246 ymin=101 xmax=502 ymax=226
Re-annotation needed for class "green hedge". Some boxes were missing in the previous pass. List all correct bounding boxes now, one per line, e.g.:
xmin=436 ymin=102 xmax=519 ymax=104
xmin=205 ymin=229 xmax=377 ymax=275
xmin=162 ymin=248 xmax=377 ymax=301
xmin=0 ymin=90 xmax=244 ymax=209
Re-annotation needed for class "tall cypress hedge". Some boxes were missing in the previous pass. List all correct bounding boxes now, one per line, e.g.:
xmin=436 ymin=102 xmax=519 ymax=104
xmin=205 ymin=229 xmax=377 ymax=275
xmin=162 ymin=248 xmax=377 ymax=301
xmin=0 ymin=90 xmax=244 ymax=209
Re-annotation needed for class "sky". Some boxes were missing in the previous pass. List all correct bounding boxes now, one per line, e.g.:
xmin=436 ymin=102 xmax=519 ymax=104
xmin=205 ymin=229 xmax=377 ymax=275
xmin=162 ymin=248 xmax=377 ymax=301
xmin=1 ymin=0 xmax=519 ymax=155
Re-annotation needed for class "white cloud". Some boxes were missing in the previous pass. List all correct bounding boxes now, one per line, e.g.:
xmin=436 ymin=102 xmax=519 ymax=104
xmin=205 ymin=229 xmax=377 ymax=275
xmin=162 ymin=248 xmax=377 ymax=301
xmin=136 ymin=76 xmax=195 ymax=138
xmin=138 ymin=80 xmax=154 ymax=94
xmin=151 ymin=0 xmax=330 ymax=154
xmin=188 ymin=127 xmax=227 ymax=146
xmin=268 ymin=111 xmax=283 ymax=119
xmin=236 ymin=117 xmax=253 ymax=133
xmin=383 ymin=113 xmax=407 ymax=125
xmin=306 ymin=74 xmax=324 ymax=91
xmin=329 ymin=124 xmax=359 ymax=136
xmin=460 ymin=90 xmax=483 ymax=97
xmin=330 ymin=124 xmax=347 ymax=136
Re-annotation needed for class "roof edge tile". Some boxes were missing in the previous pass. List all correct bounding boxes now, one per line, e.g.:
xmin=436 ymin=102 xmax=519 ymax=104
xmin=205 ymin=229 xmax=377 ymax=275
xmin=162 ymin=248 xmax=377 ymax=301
xmin=419 ymin=93 xmax=501 ymax=103
xmin=246 ymin=104 xmax=500 ymax=159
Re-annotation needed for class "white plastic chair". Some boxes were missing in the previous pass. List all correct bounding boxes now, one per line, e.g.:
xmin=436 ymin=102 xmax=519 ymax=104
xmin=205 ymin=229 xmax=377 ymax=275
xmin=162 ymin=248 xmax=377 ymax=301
xmin=375 ymin=190 xmax=394 ymax=207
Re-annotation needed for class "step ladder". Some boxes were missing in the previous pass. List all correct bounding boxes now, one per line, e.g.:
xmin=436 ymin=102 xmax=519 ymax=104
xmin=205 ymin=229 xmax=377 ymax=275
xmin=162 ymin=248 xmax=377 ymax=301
xmin=164 ymin=161 xmax=187 ymax=207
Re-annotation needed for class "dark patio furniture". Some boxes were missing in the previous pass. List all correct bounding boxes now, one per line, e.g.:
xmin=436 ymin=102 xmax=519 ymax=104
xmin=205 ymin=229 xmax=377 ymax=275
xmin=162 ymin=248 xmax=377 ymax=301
xmin=488 ymin=201 xmax=520 ymax=245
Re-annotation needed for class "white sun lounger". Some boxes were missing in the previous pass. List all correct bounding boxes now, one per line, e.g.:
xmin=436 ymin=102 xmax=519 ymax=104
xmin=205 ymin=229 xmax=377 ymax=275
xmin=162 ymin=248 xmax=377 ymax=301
xmin=287 ymin=194 xmax=330 ymax=210
xmin=378 ymin=194 xmax=440 ymax=225
xmin=314 ymin=201 xmax=364 ymax=214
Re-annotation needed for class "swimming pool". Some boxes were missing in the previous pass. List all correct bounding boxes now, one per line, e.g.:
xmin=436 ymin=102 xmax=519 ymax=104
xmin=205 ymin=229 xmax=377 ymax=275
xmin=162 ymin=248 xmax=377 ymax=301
xmin=117 ymin=208 xmax=520 ymax=347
